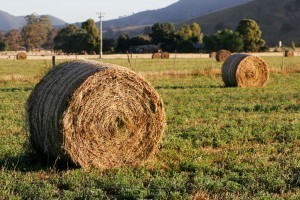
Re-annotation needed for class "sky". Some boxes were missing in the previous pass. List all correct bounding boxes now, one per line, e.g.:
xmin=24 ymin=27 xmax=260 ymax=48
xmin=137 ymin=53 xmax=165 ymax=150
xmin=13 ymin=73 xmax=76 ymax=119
xmin=1 ymin=0 xmax=179 ymax=23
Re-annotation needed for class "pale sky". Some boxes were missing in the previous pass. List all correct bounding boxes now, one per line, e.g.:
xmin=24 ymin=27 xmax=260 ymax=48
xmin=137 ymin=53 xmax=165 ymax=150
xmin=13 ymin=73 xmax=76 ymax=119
xmin=1 ymin=0 xmax=179 ymax=23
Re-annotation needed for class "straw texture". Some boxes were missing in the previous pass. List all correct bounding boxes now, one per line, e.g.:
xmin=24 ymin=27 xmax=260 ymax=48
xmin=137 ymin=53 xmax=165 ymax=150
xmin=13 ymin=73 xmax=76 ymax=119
xmin=161 ymin=52 xmax=170 ymax=59
xmin=216 ymin=50 xmax=231 ymax=62
xmin=285 ymin=50 xmax=294 ymax=57
xmin=16 ymin=52 xmax=27 ymax=60
xmin=222 ymin=54 xmax=269 ymax=87
xmin=27 ymin=60 xmax=166 ymax=169
xmin=152 ymin=53 xmax=161 ymax=59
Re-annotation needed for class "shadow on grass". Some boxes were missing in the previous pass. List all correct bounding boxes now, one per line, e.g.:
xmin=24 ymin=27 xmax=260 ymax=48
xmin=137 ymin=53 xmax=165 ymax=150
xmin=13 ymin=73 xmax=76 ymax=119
xmin=0 ymin=149 xmax=79 ymax=172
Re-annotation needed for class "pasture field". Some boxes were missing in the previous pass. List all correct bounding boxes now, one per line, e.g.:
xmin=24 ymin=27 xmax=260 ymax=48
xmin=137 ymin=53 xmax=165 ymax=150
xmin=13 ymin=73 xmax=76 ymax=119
xmin=0 ymin=57 xmax=299 ymax=199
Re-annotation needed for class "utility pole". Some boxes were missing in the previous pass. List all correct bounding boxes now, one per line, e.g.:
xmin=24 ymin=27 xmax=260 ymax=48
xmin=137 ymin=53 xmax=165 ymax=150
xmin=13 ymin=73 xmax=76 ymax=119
xmin=96 ymin=12 xmax=104 ymax=59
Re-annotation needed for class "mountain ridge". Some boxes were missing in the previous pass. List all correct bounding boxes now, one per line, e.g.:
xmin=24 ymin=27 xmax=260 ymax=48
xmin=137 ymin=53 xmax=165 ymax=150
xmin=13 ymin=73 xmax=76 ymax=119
xmin=0 ymin=10 xmax=67 ymax=31
xmin=101 ymin=0 xmax=254 ymax=29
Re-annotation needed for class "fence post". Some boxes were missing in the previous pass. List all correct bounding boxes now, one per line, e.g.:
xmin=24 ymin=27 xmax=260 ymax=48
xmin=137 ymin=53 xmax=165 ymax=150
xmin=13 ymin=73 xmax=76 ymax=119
xmin=52 ymin=56 xmax=56 ymax=67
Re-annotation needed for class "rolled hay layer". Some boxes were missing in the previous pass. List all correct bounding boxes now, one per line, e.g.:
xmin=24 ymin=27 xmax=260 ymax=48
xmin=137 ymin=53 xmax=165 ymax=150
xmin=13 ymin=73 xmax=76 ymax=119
xmin=27 ymin=60 xmax=166 ymax=169
xmin=152 ymin=53 xmax=161 ymax=59
xmin=285 ymin=50 xmax=294 ymax=57
xmin=216 ymin=50 xmax=231 ymax=62
xmin=16 ymin=52 xmax=27 ymax=60
xmin=222 ymin=54 xmax=269 ymax=87
xmin=161 ymin=52 xmax=170 ymax=59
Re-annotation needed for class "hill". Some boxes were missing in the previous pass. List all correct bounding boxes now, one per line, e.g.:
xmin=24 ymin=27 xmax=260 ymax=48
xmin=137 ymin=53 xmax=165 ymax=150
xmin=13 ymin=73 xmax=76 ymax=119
xmin=101 ymin=0 xmax=254 ymax=29
xmin=181 ymin=0 xmax=300 ymax=46
xmin=0 ymin=10 xmax=67 ymax=31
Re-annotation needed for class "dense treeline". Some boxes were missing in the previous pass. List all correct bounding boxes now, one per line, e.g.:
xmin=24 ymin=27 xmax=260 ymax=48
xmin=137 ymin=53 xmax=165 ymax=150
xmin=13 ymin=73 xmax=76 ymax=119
xmin=0 ymin=13 xmax=273 ymax=53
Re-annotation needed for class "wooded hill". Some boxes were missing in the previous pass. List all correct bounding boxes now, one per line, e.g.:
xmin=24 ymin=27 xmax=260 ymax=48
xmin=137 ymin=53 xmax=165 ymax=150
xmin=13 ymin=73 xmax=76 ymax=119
xmin=101 ymin=0 xmax=253 ymax=29
xmin=181 ymin=0 xmax=300 ymax=46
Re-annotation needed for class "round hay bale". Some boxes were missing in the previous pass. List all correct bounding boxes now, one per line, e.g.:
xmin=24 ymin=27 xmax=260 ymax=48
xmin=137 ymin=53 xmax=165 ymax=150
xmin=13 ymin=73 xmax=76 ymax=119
xmin=209 ymin=52 xmax=217 ymax=58
xmin=285 ymin=50 xmax=294 ymax=57
xmin=161 ymin=52 xmax=170 ymax=59
xmin=222 ymin=54 xmax=269 ymax=87
xmin=152 ymin=53 xmax=161 ymax=59
xmin=27 ymin=60 xmax=166 ymax=169
xmin=216 ymin=50 xmax=231 ymax=62
xmin=16 ymin=52 xmax=27 ymax=60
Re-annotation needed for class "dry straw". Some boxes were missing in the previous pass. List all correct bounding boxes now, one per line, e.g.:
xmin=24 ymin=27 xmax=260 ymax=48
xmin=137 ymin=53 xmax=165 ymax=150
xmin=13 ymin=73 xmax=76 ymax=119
xmin=222 ymin=54 xmax=269 ymax=87
xmin=209 ymin=52 xmax=216 ymax=58
xmin=152 ymin=53 xmax=161 ymax=59
xmin=216 ymin=50 xmax=231 ymax=62
xmin=285 ymin=50 xmax=294 ymax=57
xmin=16 ymin=52 xmax=27 ymax=60
xmin=26 ymin=60 xmax=166 ymax=169
xmin=161 ymin=52 xmax=170 ymax=59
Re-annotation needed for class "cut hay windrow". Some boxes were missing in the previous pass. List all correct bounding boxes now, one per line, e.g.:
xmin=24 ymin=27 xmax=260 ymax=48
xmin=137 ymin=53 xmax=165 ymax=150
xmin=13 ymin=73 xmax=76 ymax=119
xmin=161 ymin=52 xmax=170 ymax=59
xmin=26 ymin=60 xmax=166 ymax=169
xmin=16 ymin=52 xmax=27 ymax=60
xmin=216 ymin=50 xmax=231 ymax=62
xmin=152 ymin=53 xmax=161 ymax=59
xmin=222 ymin=54 xmax=269 ymax=87
xmin=285 ymin=50 xmax=294 ymax=57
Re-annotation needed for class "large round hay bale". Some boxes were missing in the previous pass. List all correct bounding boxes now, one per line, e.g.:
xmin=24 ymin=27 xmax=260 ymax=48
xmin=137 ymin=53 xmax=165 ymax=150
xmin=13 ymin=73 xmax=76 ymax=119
xmin=27 ymin=60 xmax=166 ymax=169
xmin=16 ymin=52 xmax=27 ymax=60
xmin=161 ymin=52 xmax=170 ymax=59
xmin=152 ymin=53 xmax=161 ymax=59
xmin=222 ymin=54 xmax=269 ymax=87
xmin=216 ymin=50 xmax=231 ymax=62
xmin=285 ymin=50 xmax=294 ymax=57
xmin=209 ymin=52 xmax=216 ymax=58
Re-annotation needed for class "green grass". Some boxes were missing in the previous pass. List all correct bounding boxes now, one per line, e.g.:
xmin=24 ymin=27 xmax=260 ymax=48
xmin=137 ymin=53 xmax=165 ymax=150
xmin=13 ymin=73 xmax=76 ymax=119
xmin=0 ymin=58 xmax=299 ymax=199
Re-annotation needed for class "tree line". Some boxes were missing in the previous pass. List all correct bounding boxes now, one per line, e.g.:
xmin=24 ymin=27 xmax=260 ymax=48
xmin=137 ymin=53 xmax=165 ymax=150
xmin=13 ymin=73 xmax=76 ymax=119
xmin=0 ymin=13 xmax=267 ymax=53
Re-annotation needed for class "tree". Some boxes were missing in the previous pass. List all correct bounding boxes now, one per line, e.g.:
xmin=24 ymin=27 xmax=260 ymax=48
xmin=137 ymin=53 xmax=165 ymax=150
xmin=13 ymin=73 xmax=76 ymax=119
xmin=54 ymin=25 xmax=79 ymax=51
xmin=116 ymin=33 xmax=129 ymax=52
xmin=129 ymin=35 xmax=150 ymax=46
xmin=102 ymin=38 xmax=115 ymax=53
xmin=81 ymin=19 xmax=99 ymax=54
xmin=0 ymin=32 xmax=8 ymax=51
xmin=190 ymin=23 xmax=203 ymax=43
xmin=176 ymin=40 xmax=194 ymax=53
xmin=203 ymin=29 xmax=244 ymax=52
xmin=22 ymin=14 xmax=53 ymax=51
xmin=5 ymin=29 xmax=22 ymax=51
xmin=178 ymin=24 xmax=193 ymax=40
xmin=236 ymin=19 xmax=265 ymax=52
xmin=150 ymin=23 xmax=177 ymax=51
xmin=215 ymin=29 xmax=244 ymax=52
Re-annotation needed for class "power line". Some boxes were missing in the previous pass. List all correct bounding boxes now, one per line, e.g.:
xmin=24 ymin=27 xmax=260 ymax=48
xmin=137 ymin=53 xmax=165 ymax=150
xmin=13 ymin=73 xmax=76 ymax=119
xmin=96 ymin=12 xmax=105 ymax=59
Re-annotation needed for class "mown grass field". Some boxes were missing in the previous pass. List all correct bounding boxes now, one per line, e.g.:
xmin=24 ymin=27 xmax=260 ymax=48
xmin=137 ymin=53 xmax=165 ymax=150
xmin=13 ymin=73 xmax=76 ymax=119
xmin=0 ymin=57 xmax=299 ymax=199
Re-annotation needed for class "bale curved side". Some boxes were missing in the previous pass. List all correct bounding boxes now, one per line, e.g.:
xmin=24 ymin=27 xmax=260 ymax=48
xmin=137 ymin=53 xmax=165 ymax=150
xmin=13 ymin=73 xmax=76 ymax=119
xmin=285 ymin=50 xmax=294 ymax=57
xmin=216 ymin=50 xmax=231 ymax=62
xmin=222 ymin=54 xmax=269 ymax=87
xmin=161 ymin=52 xmax=170 ymax=59
xmin=152 ymin=53 xmax=161 ymax=59
xmin=27 ymin=60 xmax=166 ymax=169
xmin=17 ymin=52 xmax=27 ymax=60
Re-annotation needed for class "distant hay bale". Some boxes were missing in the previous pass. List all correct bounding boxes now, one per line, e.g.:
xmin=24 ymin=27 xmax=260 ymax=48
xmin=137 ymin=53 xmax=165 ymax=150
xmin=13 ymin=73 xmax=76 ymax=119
xmin=209 ymin=52 xmax=216 ymax=58
xmin=216 ymin=50 xmax=231 ymax=62
xmin=222 ymin=54 xmax=269 ymax=87
xmin=152 ymin=53 xmax=161 ymax=59
xmin=161 ymin=52 xmax=170 ymax=59
xmin=285 ymin=50 xmax=294 ymax=57
xmin=27 ymin=60 xmax=166 ymax=169
xmin=16 ymin=52 xmax=27 ymax=60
